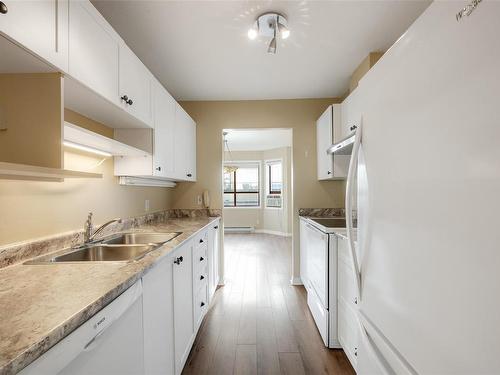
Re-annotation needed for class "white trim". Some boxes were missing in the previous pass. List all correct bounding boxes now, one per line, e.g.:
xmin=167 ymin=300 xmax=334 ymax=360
xmin=254 ymin=229 xmax=292 ymax=237
xmin=290 ymin=276 xmax=303 ymax=285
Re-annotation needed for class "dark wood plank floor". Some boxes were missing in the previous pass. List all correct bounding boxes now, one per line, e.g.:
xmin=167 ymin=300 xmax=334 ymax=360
xmin=182 ymin=233 xmax=355 ymax=375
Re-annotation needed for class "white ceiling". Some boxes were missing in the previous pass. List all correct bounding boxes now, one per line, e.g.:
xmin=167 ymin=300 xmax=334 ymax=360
xmin=224 ymin=129 xmax=292 ymax=151
xmin=92 ymin=0 xmax=430 ymax=101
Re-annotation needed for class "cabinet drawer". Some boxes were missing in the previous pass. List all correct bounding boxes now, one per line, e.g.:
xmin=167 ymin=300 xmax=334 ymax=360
xmin=338 ymin=298 xmax=359 ymax=370
xmin=193 ymin=264 xmax=208 ymax=295
xmin=193 ymin=284 xmax=208 ymax=329
xmin=307 ymin=288 xmax=328 ymax=346
xmin=194 ymin=230 xmax=208 ymax=248
xmin=193 ymin=243 xmax=207 ymax=271
xmin=338 ymin=258 xmax=358 ymax=308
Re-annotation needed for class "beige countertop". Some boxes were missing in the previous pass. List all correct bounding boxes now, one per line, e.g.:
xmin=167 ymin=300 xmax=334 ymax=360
xmin=0 ymin=216 xmax=219 ymax=375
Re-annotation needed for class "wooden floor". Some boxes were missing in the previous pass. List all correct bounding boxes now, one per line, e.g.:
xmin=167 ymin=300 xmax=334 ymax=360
xmin=182 ymin=233 xmax=355 ymax=375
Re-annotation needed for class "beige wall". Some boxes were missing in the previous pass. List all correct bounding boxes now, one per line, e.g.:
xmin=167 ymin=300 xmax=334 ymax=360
xmin=349 ymin=52 xmax=384 ymax=93
xmin=0 ymin=111 xmax=173 ymax=246
xmin=0 ymin=73 xmax=63 ymax=168
xmin=223 ymin=147 xmax=292 ymax=235
xmin=174 ymin=99 xmax=345 ymax=281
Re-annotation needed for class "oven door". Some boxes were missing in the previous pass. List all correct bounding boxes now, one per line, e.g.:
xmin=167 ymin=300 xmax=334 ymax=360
xmin=305 ymin=222 xmax=329 ymax=308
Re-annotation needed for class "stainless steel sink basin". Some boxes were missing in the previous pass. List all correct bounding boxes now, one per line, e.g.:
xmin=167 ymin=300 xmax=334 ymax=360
xmin=102 ymin=232 xmax=182 ymax=245
xmin=49 ymin=244 xmax=156 ymax=262
xmin=25 ymin=231 xmax=182 ymax=264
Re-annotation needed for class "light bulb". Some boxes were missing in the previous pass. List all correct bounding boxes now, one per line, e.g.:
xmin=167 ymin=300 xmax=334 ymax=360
xmin=247 ymin=28 xmax=258 ymax=40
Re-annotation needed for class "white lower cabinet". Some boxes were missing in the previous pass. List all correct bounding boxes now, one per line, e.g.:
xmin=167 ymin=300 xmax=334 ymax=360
xmin=172 ymin=240 xmax=194 ymax=374
xmin=208 ymin=219 xmax=220 ymax=302
xmin=142 ymin=256 xmax=175 ymax=375
xmin=337 ymin=235 xmax=360 ymax=371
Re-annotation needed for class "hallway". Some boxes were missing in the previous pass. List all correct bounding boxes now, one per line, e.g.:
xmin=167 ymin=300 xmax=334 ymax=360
xmin=182 ymin=233 xmax=355 ymax=375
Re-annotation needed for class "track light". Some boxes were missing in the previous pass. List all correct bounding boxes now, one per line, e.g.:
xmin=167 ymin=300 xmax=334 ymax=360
xmin=247 ymin=12 xmax=290 ymax=54
xmin=268 ymin=36 xmax=277 ymax=54
xmin=247 ymin=27 xmax=258 ymax=40
xmin=278 ymin=17 xmax=290 ymax=39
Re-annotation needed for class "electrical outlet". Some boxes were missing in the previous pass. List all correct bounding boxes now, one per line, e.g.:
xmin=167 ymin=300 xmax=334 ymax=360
xmin=197 ymin=195 xmax=202 ymax=205
xmin=144 ymin=199 xmax=150 ymax=212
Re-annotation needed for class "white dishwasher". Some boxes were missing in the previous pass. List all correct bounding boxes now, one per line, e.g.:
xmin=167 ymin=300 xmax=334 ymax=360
xmin=20 ymin=280 xmax=144 ymax=375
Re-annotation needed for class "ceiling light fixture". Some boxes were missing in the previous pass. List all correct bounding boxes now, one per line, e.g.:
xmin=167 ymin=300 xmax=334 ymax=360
xmin=247 ymin=12 xmax=290 ymax=54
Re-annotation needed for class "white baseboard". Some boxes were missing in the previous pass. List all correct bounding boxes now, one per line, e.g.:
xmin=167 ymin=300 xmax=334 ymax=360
xmin=290 ymin=276 xmax=303 ymax=285
xmin=254 ymin=229 xmax=292 ymax=237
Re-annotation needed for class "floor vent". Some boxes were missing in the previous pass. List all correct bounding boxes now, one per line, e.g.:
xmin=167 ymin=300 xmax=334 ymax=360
xmin=224 ymin=226 xmax=255 ymax=233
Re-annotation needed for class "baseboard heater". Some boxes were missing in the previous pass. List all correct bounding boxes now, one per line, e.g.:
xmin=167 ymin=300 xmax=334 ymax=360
xmin=224 ymin=226 xmax=255 ymax=233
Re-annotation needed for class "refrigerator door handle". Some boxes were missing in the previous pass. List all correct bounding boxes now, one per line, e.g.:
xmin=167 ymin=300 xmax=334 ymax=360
xmin=345 ymin=120 xmax=362 ymax=299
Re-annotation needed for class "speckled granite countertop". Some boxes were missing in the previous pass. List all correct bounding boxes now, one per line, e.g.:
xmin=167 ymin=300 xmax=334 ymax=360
xmin=0 ymin=216 xmax=219 ymax=375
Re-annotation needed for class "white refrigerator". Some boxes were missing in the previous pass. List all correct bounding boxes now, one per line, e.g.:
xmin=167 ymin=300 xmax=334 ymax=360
xmin=341 ymin=1 xmax=500 ymax=373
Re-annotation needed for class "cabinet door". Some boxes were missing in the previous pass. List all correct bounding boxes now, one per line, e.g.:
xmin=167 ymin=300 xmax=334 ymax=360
xmin=152 ymin=80 xmax=175 ymax=177
xmin=68 ymin=0 xmax=119 ymax=104
xmin=142 ymin=257 xmax=175 ymax=375
xmin=119 ymin=43 xmax=152 ymax=126
xmin=186 ymin=116 xmax=196 ymax=181
xmin=341 ymin=89 xmax=361 ymax=140
xmin=173 ymin=241 xmax=194 ymax=373
xmin=174 ymin=104 xmax=196 ymax=181
xmin=0 ymin=0 xmax=68 ymax=70
xmin=208 ymin=220 xmax=220 ymax=301
xmin=316 ymin=105 xmax=333 ymax=180
xmin=300 ymin=219 xmax=309 ymax=287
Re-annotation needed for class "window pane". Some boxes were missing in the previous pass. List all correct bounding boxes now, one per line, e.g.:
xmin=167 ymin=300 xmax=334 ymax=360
xmin=270 ymin=163 xmax=282 ymax=193
xmin=223 ymin=193 xmax=235 ymax=207
xmin=236 ymin=193 xmax=259 ymax=207
xmin=236 ymin=167 xmax=259 ymax=192
xmin=223 ymin=171 xmax=234 ymax=192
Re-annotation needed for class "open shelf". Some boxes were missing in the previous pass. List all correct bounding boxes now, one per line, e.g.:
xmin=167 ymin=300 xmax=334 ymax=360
xmin=0 ymin=162 xmax=102 ymax=182
xmin=64 ymin=122 xmax=150 ymax=157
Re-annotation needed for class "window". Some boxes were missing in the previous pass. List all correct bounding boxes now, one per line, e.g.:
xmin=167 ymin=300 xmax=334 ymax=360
xmin=268 ymin=161 xmax=282 ymax=194
xmin=266 ymin=160 xmax=283 ymax=208
xmin=223 ymin=163 xmax=260 ymax=207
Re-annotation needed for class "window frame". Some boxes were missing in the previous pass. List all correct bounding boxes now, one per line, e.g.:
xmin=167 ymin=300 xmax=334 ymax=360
xmin=267 ymin=160 xmax=283 ymax=195
xmin=223 ymin=162 xmax=261 ymax=208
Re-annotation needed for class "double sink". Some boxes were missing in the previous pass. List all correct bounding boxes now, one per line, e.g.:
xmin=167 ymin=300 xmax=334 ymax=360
xmin=26 ymin=232 xmax=182 ymax=264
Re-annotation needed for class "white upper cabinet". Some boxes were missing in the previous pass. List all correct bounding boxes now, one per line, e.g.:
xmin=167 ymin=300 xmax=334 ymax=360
xmin=119 ymin=44 xmax=152 ymax=126
xmin=0 ymin=0 xmax=69 ymax=71
xmin=317 ymin=105 xmax=334 ymax=180
xmin=152 ymin=79 xmax=175 ymax=177
xmin=340 ymin=89 xmax=361 ymax=140
xmin=68 ymin=0 xmax=119 ymax=105
xmin=174 ymin=104 xmax=196 ymax=181
xmin=316 ymin=104 xmax=346 ymax=180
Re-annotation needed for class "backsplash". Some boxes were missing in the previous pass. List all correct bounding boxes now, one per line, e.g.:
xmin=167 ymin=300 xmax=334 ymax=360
xmin=0 ymin=209 xmax=221 ymax=269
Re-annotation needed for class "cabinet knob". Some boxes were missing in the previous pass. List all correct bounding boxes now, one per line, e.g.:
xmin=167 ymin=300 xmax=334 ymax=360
xmin=121 ymin=95 xmax=133 ymax=105
xmin=214 ymin=226 xmax=219 ymax=229
xmin=354 ymin=347 xmax=358 ymax=356
xmin=200 ymin=302 xmax=205 ymax=307
xmin=0 ymin=1 xmax=8 ymax=14
xmin=350 ymin=125 xmax=358 ymax=131
xmin=199 ymin=239 xmax=204 ymax=244
xmin=200 ymin=256 xmax=204 ymax=262
xmin=327 ymin=171 xmax=332 ymax=175
xmin=200 ymin=275 xmax=205 ymax=280
xmin=156 ymin=166 xmax=161 ymax=171
xmin=187 ymin=173 xmax=192 ymax=177
xmin=354 ymin=297 xmax=358 ymax=305
xmin=174 ymin=256 xmax=184 ymax=265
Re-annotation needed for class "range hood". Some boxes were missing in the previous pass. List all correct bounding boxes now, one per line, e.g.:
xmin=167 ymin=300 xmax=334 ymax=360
xmin=327 ymin=133 xmax=356 ymax=155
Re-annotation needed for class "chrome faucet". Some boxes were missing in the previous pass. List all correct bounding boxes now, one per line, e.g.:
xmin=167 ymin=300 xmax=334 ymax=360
xmin=83 ymin=212 xmax=122 ymax=244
